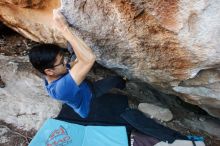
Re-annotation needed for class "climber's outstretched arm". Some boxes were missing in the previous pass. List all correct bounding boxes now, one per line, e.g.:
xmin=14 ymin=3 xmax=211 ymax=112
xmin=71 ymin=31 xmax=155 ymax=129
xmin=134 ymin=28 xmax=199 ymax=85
xmin=53 ymin=9 xmax=96 ymax=85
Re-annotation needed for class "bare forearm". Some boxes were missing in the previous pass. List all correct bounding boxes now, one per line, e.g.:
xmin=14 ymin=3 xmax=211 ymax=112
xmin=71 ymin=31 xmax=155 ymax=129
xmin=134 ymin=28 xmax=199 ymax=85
xmin=62 ymin=27 xmax=96 ymax=62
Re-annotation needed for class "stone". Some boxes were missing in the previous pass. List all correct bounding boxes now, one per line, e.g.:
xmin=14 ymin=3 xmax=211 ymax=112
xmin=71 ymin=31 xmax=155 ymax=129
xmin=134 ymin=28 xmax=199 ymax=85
xmin=0 ymin=0 xmax=220 ymax=118
xmin=183 ymin=117 xmax=220 ymax=139
xmin=0 ymin=55 xmax=61 ymax=130
xmin=0 ymin=126 xmax=10 ymax=144
xmin=173 ymin=69 xmax=220 ymax=118
xmin=138 ymin=103 xmax=173 ymax=122
xmin=0 ymin=0 xmax=46 ymax=8
xmin=0 ymin=0 xmax=64 ymax=43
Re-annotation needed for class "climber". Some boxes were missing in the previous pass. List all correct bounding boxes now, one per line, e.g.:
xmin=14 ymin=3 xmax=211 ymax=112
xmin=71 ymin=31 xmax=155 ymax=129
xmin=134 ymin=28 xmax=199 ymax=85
xmin=28 ymin=9 xmax=126 ymax=118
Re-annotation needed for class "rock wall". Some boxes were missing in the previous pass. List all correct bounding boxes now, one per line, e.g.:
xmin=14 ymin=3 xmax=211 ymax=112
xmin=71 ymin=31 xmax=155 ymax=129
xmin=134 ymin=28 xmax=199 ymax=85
xmin=0 ymin=0 xmax=220 ymax=118
xmin=0 ymin=0 xmax=64 ymax=43
xmin=0 ymin=55 xmax=61 ymax=130
xmin=0 ymin=0 xmax=45 ymax=8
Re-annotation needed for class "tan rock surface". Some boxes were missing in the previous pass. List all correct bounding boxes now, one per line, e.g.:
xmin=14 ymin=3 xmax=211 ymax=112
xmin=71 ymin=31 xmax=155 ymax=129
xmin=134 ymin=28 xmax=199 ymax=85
xmin=0 ymin=0 xmax=45 ymax=8
xmin=0 ymin=0 xmax=64 ymax=43
xmin=0 ymin=0 xmax=220 ymax=118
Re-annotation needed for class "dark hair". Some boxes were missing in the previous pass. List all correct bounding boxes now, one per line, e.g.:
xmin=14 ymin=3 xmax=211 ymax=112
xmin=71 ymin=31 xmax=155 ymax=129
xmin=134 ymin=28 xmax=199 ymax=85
xmin=28 ymin=44 xmax=63 ymax=74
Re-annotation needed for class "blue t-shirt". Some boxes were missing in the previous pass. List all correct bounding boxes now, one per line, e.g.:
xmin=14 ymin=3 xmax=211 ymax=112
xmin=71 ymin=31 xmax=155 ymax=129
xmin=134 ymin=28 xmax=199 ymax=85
xmin=45 ymin=72 xmax=93 ymax=118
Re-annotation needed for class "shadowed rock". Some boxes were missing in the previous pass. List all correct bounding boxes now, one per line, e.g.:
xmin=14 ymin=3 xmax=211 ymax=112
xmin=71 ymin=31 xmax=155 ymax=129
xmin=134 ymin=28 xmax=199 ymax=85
xmin=0 ymin=76 xmax=5 ymax=88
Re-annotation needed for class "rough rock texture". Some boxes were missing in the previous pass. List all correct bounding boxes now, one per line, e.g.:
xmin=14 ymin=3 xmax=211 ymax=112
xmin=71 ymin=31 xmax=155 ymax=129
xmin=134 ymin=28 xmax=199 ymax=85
xmin=138 ymin=103 xmax=173 ymax=122
xmin=0 ymin=0 xmax=64 ymax=43
xmin=0 ymin=126 xmax=11 ymax=144
xmin=0 ymin=0 xmax=220 ymax=118
xmin=0 ymin=55 xmax=61 ymax=130
xmin=0 ymin=0 xmax=45 ymax=8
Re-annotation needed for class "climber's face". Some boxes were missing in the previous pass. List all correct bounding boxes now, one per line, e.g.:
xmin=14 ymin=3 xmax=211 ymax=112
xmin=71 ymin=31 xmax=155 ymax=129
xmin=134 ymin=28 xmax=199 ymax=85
xmin=44 ymin=52 xmax=68 ymax=77
xmin=52 ymin=53 xmax=68 ymax=75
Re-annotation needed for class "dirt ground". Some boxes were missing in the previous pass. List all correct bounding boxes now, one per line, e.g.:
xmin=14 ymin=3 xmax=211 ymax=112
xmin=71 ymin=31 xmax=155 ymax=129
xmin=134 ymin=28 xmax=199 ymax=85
xmin=0 ymin=25 xmax=220 ymax=146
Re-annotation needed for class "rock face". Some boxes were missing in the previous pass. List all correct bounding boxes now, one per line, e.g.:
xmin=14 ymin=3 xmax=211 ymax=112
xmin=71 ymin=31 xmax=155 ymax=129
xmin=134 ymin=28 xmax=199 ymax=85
xmin=0 ymin=0 xmax=45 ymax=8
xmin=0 ymin=0 xmax=64 ymax=43
xmin=0 ymin=0 xmax=220 ymax=118
xmin=0 ymin=55 xmax=61 ymax=130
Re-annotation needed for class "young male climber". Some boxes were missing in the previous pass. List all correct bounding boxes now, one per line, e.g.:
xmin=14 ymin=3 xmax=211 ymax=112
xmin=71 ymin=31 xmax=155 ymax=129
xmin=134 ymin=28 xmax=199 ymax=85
xmin=28 ymin=9 xmax=126 ymax=118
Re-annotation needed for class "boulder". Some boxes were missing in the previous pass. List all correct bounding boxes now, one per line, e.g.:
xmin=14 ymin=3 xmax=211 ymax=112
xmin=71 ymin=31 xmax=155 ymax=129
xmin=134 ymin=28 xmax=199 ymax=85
xmin=138 ymin=103 xmax=173 ymax=122
xmin=0 ymin=55 xmax=61 ymax=130
xmin=0 ymin=0 xmax=220 ymax=118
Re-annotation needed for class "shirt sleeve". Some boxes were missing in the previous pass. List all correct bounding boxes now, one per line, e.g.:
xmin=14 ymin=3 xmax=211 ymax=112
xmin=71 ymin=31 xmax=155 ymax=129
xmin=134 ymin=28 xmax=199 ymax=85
xmin=54 ymin=73 xmax=80 ymax=103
